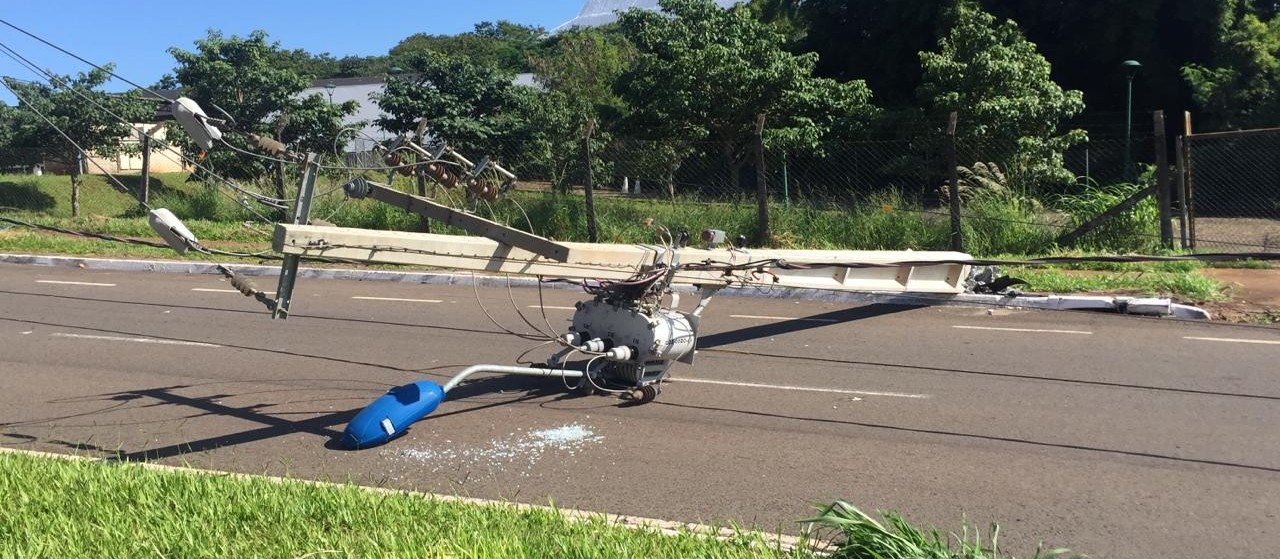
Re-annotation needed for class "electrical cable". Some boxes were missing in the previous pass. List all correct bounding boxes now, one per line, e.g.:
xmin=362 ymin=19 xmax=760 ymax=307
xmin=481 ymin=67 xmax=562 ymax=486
xmin=582 ymin=355 xmax=628 ymax=394
xmin=515 ymin=339 xmax=556 ymax=367
xmin=507 ymin=275 xmax=559 ymax=339
xmin=0 ymin=17 xmax=172 ymax=102
xmin=470 ymin=272 xmax=553 ymax=342
xmin=0 ymin=79 xmax=149 ymax=206
xmin=0 ymin=216 xmax=169 ymax=248
xmin=0 ymin=55 xmax=289 ymax=217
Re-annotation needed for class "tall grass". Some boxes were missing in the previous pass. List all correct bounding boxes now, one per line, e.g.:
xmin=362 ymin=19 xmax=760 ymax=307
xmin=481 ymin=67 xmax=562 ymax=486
xmin=3 ymin=172 xmax=1170 ymax=256
xmin=1053 ymin=182 xmax=1162 ymax=253
xmin=806 ymin=501 xmax=1081 ymax=559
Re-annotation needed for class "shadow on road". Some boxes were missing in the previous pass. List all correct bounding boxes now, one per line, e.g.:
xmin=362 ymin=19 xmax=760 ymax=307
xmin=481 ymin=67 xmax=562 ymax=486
xmin=654 ymin=400 xmax=1280 ymax=475
xmin=697 ymin=304 xmax=919 ymax=349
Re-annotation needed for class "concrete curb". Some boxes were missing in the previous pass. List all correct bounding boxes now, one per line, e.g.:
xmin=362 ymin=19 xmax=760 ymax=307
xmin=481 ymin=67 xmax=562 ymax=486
xmin=0 ymin=253 xmax=1209 ymax=318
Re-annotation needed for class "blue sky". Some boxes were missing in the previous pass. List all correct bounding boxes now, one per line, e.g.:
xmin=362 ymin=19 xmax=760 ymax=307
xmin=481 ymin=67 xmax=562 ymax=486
xmin=0 ymin=0 xmax=586 ymax=103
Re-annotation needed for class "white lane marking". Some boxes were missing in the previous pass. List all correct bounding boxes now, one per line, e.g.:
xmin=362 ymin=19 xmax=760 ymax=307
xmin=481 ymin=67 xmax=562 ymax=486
xmin=670 ymin=377 xmax=929 ymax=399
xmin=1184 ymin=336 xmax=1280 ymax=346
xmin=352 ymin=296 xmax=443 ymax=303
xmin=953 ymin=325 xmax=1092 ymax=335
xmin=36 ymin=280 xmax=116 ymax=287
xmin=192 ymin=288 xmax=275 ymax=294
xmin=528 ymin=305 xmax=577 ymax=311
xmin=729 ymin=314 xmax=838 ymax=323
xmin=50 ymin=333 xmax=221 ymax=348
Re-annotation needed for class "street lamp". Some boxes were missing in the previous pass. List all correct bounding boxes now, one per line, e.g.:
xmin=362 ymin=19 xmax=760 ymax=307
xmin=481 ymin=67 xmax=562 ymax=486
xmin=324 ymin=81 xmax=336 ymax=104
xmin=1122 ymin=60 xmax=1142 ymax=181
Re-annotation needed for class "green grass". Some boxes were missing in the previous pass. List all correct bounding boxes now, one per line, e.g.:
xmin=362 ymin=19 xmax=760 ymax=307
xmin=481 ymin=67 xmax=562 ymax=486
xmin=807 ymin=501 xmax=1080 ymax=559
xmin=1007 ymin=267 xmax=1226 ymax=302
xmin=2 ymin=172 xmax=1164 ymax=255
xmin=1 ymin=452 xmax=1081 ymax=559
xmin=0 ymin=451 xmax=812 ymax=559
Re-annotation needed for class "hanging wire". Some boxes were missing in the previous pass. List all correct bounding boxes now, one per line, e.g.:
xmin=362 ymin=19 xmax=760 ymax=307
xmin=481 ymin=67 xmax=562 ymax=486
xmin=0 ymin=79 xmax=149 ymax=205
xmin=0 ymin=17 xmax=172 ymax=102
xmin=0 ymin=45 xmax=290 ymax=214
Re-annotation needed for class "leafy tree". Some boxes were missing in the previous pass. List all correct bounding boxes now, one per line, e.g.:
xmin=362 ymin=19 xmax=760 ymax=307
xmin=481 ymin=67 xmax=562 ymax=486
xmin=746 ymin=0 xmax=806 ymax=40
xmin=0 ymin=102 xmax=39 ymax=171
xmin=167 ymin=30 xmax=358 ymax=183
xmin=527 ymin=28 xmax=634 ymax=190
xmin=1182 ymin=2 xmax=1280 ymax=129
xmin=982 ymin=0 xmax=1228 ymax=127
xmin=3 ymin=69 xmax=149 ymax=216
xmin=918 ymin=2 xmax=1085 ymax=188
xmin=615 ymin=0 xmax=876 ymax=191
xmin=373 ymin=49 xmax=528 ymax=146
xmin=794 ymin=0 xmax=951 ymax=110
xmin=390 ymin=21 xmax=547 ymax=74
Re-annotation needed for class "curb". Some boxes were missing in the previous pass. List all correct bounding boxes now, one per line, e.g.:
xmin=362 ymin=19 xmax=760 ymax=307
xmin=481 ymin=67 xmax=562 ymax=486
xmin=0 ymin=253 xmax=1209 ymax=318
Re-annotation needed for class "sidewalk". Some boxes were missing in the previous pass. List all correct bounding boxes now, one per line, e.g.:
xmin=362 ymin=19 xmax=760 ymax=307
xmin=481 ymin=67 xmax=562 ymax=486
xmin=1201 ymin=267 xmax=1280 ymax=322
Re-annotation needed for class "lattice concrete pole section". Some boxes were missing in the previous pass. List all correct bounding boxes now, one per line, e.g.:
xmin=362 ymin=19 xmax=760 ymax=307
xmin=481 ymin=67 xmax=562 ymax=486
xmin=273 ymin=224 xmax=972 ymax=294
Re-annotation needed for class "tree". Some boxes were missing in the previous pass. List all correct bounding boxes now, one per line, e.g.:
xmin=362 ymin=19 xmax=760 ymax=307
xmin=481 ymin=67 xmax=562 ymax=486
xmin=794 ymin=0 xmax=951 ymax=111
xmin=3 ymin=69 xmax=149 ymax=216
xmin=373 ymin=49 xmax=528 ymax=145
xmin=615 ymin=0 xmax=876 ymax=192
xmin=527 ymin=28 xmax=634 ymax=191
xmin=167 ymin=30 xmax=358 ymax=184
xmin=918 ymin=2 xmax=1085 ymax=188
xmin=390 ymin=21 xmax=547 ymax=74
xmin=1183 ymin=2 xmax=1280 ymax=129
xmin=982 ymin=0 xmax=1229 ymax=127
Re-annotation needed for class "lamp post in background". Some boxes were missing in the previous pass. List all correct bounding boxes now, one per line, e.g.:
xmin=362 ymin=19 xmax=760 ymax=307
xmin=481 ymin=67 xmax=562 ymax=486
xmin=1122 ymin=59 xmax=1142 ymax=181
xmin=324 ymin=81 xmax=336 ymax=104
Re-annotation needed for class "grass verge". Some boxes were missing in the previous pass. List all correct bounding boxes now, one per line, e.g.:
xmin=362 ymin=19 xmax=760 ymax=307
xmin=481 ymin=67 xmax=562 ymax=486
xmin=1 ymin=451 xmax=1081 ymax=559
xmin=0 ymin=451 xmax=811 ymax=559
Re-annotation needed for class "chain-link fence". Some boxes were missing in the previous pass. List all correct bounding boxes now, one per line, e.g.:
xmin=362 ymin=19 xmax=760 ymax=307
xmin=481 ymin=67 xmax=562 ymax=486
xmin=3 ymin=113 xmax=1275 ymax=256
xmin=1184 ymin=128 xmax=1280 ymax=252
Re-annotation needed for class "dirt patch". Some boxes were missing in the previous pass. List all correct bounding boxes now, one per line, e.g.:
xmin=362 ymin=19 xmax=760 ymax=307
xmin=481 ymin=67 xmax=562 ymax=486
xmin=1191 ymin=217 xmax=1280 ymax=252
xmin=1200 ymin=267 xmax=1280 ymax=323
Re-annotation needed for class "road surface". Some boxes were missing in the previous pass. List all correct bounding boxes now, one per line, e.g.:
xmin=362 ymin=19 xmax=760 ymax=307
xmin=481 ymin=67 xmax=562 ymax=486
xmin=1 ymin=262 xmax=1277 ymax=557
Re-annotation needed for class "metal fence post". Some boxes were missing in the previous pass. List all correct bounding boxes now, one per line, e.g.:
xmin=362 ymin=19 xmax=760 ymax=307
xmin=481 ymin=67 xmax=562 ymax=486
xmin=583 ymin=118 xmax=599 ymax=243
xmin=947 ymin=112 xmax=963 ymax=252
xmin=1175 ymin=135 xmax=1188 ymax=249
xmin=754 ymin=113 xmax=769 ymax=246
xmin=1153 ymin=111 xmax=1174 ymax=249
xmin=1182 ymin=112 xmax=1196 ymax=250
xmin=139 ymin=132 xmax=151 ymax=210
xmin=415 ymin=165 xmax=431 ymax=233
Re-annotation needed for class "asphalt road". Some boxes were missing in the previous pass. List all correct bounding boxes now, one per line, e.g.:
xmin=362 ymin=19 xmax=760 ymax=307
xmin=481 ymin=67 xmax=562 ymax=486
xmin=2 ymin=262 xmax=1278 ymax=558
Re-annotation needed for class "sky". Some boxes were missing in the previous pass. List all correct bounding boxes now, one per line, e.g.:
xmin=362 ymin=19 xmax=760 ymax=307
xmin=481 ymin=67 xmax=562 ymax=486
xmin=0 ymin=0 xmax=586 ymax=104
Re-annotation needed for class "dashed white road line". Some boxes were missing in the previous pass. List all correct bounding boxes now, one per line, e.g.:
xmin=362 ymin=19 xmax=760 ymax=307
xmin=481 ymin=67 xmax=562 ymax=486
xmin=729 ymin=314 xmax=838 ymax=323
xmin=192 ymin=288 xmax=275 ymax=294
xmin=36 ymin=280 xmax=116 ymax=287
xmin=49 ymin=333 xmax=221 ymax=348
xmin=528 ymin=305 xmax=577 ymax=311
xmin=670 ymin=377 xmax=930 ymax=399
xmin=953 ymin=325 xmax=1092 ymax=335
xmin=1184 ymin=336 xmax=1280 ymax=346
xmin=352 ymin=296 xmax=443 ymax=303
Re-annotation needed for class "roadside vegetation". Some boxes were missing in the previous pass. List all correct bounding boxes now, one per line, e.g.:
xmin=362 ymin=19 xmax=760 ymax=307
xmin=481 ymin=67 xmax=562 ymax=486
xmin=0 ymin=451 xmax=1079 ymax=559
xmin=0 ymin=172 xmax=1246 ymax=303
